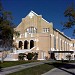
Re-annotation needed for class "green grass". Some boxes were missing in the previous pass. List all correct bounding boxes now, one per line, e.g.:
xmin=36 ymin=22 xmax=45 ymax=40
xmin=8 ymin=61 xmax=74 ymax=75
xmin=0 ymin=60 xmax=40 ymax=68
xmin=8 ymin=63 xmax=54 ymax=75
xmin=69 ymin=60 xmax=75 ymax=63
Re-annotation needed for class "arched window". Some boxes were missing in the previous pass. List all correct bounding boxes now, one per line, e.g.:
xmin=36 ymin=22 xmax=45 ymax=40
xmin=24 ymin=40 xmax=28 ymax=49
xmin=54 ymin=36 xmax=56 ymax=50
xmin=30 ymin=40 xmax=34 ymax=49
xmin=26 ymin=27 xmax=37 ymax=33
xmin=19 ymin=41 xmax=23 ymax=49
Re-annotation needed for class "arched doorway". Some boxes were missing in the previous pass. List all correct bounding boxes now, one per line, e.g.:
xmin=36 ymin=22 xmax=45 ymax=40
xmin=19 ymin=41 xmax=23 ymax=49
xmin=24 ymin=40 xmax=28 ymax=49
xmin=30 ymin=40 xmax=34 ymax=49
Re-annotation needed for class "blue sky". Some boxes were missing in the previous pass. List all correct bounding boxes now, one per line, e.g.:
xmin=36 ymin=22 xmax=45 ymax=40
xmin=1 ymin=0 xmax=75 ymax=38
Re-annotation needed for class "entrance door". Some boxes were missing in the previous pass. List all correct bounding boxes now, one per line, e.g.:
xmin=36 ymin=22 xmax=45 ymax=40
xmin=51 ymin=53 xmax=55 ymax=59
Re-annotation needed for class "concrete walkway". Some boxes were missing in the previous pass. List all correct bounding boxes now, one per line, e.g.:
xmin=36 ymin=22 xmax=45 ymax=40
xmin=1 ymin=60 xmax=74 ymax=75
xmin=0 ymin=60 xmax=55 ymax=75
xmin=42 ymin=63 xmax=75 ymax=75
xmin=0 ymin=62 xmax=44 ymax=75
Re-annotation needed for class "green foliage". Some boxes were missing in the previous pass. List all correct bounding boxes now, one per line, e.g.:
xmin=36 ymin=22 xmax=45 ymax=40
xmin=14 ymin=31 xmax=20 ymax=37
xmin=27 ymin=52 xmax=38 ymax=60
xmin=0 ymin=1 xmax=16 ymax=47
xmin=62 ymin=3 xmax=75 ymax=36
xmin=32 ymin=53 xmax=38 ymax=60
xmin=0 ymin=61 xmax=40 ymax=68
xmin=66 ymin=54 xmax=71 ymax=61
xmin=27 ymin=53 xmax=34 ymax=60
xmin=8 ymin=63 xmax=54 ymax=75
xmin=18 ymin=53 xmax=26 ymax=60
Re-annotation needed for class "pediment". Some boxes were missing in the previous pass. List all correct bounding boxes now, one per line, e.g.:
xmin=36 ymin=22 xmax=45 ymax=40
xmin=28 ymin=10 xmax=38 ymax=18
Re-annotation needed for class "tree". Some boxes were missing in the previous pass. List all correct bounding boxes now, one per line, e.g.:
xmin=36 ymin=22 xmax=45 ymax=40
xmin=62 ymin=3 xmax=75 ymax=36
xmin=66 ymin=54 xmax=71 ymax=62
xmin=0 ymin=1 xmax=19 ymax=48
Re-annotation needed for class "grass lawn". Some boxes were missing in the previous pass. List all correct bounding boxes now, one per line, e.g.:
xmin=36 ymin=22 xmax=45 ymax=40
xmin=0 ymin=60 xmax=39 ymax=68
xmin=7 ymin=60 xmax=75 ymax=75
xmin=8 ymin=63 xmax=54 ymax=75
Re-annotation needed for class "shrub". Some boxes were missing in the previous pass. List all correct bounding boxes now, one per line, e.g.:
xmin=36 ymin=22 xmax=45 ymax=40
xmin=45 ymin=56 xmax=48 ymax=60
xmin=66 ymin=54 xmax=71 ymax=62
xmin=18 ymin=53 xmax=26 ymax=60
xmin=32 ymin=53 xmax=38 ymax=60
xmin=27 ymin=53 xmax=34 ymax=60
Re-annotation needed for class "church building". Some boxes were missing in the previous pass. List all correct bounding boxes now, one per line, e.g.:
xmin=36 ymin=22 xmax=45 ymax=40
xmin=12 ymin=11 xmax=75 ymax=60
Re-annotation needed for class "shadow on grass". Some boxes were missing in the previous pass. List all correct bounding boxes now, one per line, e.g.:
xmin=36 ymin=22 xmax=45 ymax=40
xmin=0 ymin=66 xmax=2 ymax=72
xmin=45 ymin=62 xmax=75 ymax=75
xmin=0 ymin=62 xmax=3 ymax=72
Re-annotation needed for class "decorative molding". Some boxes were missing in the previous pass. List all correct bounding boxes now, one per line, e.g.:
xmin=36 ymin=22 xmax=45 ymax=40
xmin=35 ymin=39 xmax=39 ymax=42
xmin=28 ymin=11 xmax=34 ymax=18
xmin=50 ymin=34 xmax=54 ymax=37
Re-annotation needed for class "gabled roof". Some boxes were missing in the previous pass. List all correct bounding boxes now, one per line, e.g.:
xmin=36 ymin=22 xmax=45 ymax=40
xmin=27 ymin=10 xmax=51 ymax=24
xmin=27 ymin=10 xmax=39 ymax=18
xmin=28 ymin=10 xmax=39 ymax=16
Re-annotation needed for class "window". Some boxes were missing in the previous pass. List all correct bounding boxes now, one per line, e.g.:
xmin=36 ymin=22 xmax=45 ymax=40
xmin=64 ymin=42 xmax=65 ymax=51
xmin=59 ymin=39 xmax=61 ymax=50
xmin=24 ymin=40 xmax=28 ymax=49
xmin=30 ymin=40 xmax=34 ymax=49
xmin=54 ymin=36 xmax=56 ymax=50
xmin=43 ymin=28 xmax=50 ymax=33
xmin=61 ymin=40 xmax=62 ymax=50
xmin=66 ymin=42 xmax=67 ymax=51
xmin=26 ymin=27 xmax=37 ymax=33
xmin=73 ymin=43 xmax=75 ymax=47
xmin=19 ymin=41 xmax=23 ymax=49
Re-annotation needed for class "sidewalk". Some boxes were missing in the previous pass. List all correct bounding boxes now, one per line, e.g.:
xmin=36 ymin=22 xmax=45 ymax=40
xmin=0 ymin=62 xmax=44 ymax=75
xmin=42 ymin=63 xmax=75 ymax=75
xmin=0 ymin=60 xmax=56 ymax=75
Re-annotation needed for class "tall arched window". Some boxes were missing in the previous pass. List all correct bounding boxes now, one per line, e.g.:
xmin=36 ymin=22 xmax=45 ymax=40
xmin=24 ymin=40 xmax=28 ymax=49
xmin=54 ymin=36 xmax=56 ymax=50
xmin=19 ymin=41 xmax=23 ymax=49
xmin=30 ymin=40 xmax=34 ymax=49
xmin=26 ymin=27 xmax=37 ymax=33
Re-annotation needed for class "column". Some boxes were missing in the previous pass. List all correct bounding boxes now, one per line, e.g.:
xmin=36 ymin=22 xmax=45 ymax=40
xmin=56 ymin=36 xmax=58 ymax=51
xmin=16 ymin=40 xmax=19 ymax=49
xmin=60 ymin=38 xmax=61 ymax=51
xmin=28 ymin=40 xmax=30 ymax=49
xmin=50 ymin=34 xmax=54 ymax=51
xmin=65 ymin=41 xmax=66 ymax=51
xmin=62 ymin=40 xmax=64 ymax=51
xmin=22 ymin=41 xmax=24 ymax=49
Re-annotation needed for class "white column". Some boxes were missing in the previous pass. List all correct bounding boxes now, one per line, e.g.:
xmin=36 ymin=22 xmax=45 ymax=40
xmin=50 ymin=34 xmax=54 ymax=51
xmin=56 ymin=36 xmax=58 ymax=51
xmin=60 ymin=38 xmax=61 ymax=51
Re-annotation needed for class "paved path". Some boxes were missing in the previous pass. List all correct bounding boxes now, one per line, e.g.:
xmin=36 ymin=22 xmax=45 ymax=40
xmin=42 ymin=63 xmax=75 ymax=75
xmin=0 ymin=62 xmax=44 ymax=75
xmin=0 ymin=60 xmax=55 ymax=75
